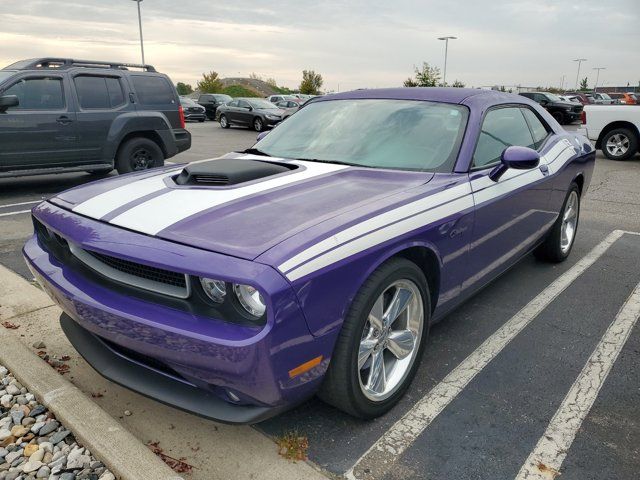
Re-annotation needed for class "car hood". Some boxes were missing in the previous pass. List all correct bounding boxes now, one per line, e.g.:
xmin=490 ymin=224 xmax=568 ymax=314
xmin=50 ymin=155 xmax=434 ymax=260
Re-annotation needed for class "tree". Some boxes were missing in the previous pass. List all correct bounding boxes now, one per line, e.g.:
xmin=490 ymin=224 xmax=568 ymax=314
xmin=452 ymin=80 xmax=465 ymax=88
xmin=175 ymin=82 xmax=193 ymax=95
xmin=265 ymin=77 xmax=278 ymax=89
xmin=299 ymin=70 xmax=324 ymax=95
xmin=197 ymin=71 xmax=223 ymax=93
xmin=579 ymin=77 xmax=589 ymax=91
xmin=404 ymin=62 xmax=441 ymax=87
xmin=249 ymin=72 xmax=262 ymax=80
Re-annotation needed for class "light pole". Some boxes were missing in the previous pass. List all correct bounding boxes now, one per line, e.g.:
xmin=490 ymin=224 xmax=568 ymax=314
xmin=438 ymin=36 xmax=457 ymax=86
xmin=131 ymin=0 xmax=145 ymax=65
xmin=592 ymin=67 xmax=605 ymax=92
xmin=573 ymin=58 xmax=587 ymax=90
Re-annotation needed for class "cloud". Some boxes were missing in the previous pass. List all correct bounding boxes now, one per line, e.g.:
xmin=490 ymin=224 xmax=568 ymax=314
xmin=1 ymin=0 xmax=638 ymax=91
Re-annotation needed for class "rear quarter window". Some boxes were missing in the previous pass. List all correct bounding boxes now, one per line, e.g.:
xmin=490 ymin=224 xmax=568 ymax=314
xmin=74 ymin=75 xmax=125 ymax=109
xmin=131 ymin=75 xmax=176 ymax=105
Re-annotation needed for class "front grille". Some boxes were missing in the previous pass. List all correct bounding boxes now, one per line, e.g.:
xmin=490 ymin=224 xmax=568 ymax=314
xmin=85 ymin=250 xmax=187 ymax=288
xmin=573 ymin=105 xmax=583 ymax=113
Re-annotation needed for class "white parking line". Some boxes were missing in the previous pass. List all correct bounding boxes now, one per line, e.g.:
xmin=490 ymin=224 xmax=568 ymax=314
xmin=514 ymin=281 xmax=640 ymax=480
xmin=346 ymin=229 xmax=627 ymax=480
xmin=0 ymin=209 xmax=32 ymax=218
xmin=0 ymin=200 xmax=41 ymax=209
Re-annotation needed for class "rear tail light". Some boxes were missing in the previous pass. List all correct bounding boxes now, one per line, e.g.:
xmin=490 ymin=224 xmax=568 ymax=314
xmin=581 ymin=110 xmax=586 ymax=125
xmin=178 ymin=105 xmax=186 ymax=129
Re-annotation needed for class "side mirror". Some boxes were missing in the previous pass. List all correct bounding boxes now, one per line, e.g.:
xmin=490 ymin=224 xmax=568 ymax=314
xmin=0 ymin=95 xmax=19 ymax=112
xmin=489 ymin=146 xmax=540 ymax=181
xmin=539 ymin=99 xmax=548 ymax=106
xmin=256 ymin=130 xmax=270 ymax=141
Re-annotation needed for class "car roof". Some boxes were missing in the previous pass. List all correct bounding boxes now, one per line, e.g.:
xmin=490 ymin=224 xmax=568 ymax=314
xmin=313 ymin=87 xmax=510 ymax=105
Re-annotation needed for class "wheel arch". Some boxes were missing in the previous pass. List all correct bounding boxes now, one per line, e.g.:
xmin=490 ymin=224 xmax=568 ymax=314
xmin=596 ymin=121 xmax=640 ymax=149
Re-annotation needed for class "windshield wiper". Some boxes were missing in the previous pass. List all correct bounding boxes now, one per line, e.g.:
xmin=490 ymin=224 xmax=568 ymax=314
xmin=241 ymin=147 xmax=271 ymax=157
xmin=294 ymin=158 xmax=357 ymax=167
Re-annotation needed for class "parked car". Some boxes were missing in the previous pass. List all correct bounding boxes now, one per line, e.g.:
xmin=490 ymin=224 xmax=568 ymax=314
xmin=591 ymin=92 xmax=616 ymax=105
xmin=216 ymin=98 xmax=284 ymax=131
xmin=563 ymin=92 xmax=595 ymax=105
xmin=0 ymin=57 xmax=191 ymax=177
xmin=275 ymin=100 xmax=301 ymax=118
xmin=579 ymin=105 xmax=640 ymax=160
xmin=608 ymin=92 xmax=638 ymax=105
xmin=179 ymin=96 xmax=205 ymax=122
xmin=519 ymin=91 xmax=583 ymax=124
xmin=24 ymin=87 xmax=593 ymax=423
xmin=266 ymin=94 xmax=298 ymax=104
xmin=558 ymin=95 xmax=581 ymax=103
xmin=197 ymin=93 xmax=232 ymax=120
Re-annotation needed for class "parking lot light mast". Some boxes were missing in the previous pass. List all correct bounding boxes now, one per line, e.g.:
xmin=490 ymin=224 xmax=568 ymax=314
xmin=131 ymin=0 xmax=145 ymax=65
xmin=438 ymin=36 xmax=457 ymax=86
xmin=593 ymin=67 xmax=605 ymax=92
xmin=573 ymin=58 xmax=587 ymax=90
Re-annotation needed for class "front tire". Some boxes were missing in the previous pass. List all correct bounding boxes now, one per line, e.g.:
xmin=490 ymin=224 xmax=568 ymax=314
xmin=253 ymin=117 xmax=264 ymax=132
xmin=318 ymin=258 xmax=430 ymax=419
xmin=115 ymin=138 xmax=164 ymax=175
xmin=551 ymin=110 xmax=565 ymax=124
xmin=535 ymin=182 xmax=580 ymax=262
xmin=219 ymin=115 xmax=230 ymax=129
xmin=601 ymin=128 xmax=637 ymax=160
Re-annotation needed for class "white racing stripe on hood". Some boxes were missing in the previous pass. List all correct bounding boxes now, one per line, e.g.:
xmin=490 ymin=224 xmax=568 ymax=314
xmin=72 ymin=169 xmax=181 ymax=219
xmin=108 ymin=160 xmax=348 ymax=235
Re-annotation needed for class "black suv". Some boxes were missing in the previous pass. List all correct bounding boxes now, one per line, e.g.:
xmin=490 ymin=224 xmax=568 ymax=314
xmin=519 ymin=91 xmax=583 ymax=125
xmin=197 ymin=93 xmax=232 ymax=120
xmin=0 ymin=58 xmax=191 ymax=177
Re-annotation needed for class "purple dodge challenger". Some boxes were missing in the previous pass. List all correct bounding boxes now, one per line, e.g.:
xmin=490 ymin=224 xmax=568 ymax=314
xmin=23 ymin=88 xmax=594 ymax=423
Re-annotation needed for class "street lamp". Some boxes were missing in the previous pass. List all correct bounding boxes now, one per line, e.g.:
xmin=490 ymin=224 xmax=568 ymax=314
xmin=131 ymin=0 xmax=145 ymax=65
xmin=573 ymin=58 xmax=587 ymax=90
xmin=437 ymin=36 xmax=457 ymax=86
xmin=592 ymin=67 xmax=605 ymax=92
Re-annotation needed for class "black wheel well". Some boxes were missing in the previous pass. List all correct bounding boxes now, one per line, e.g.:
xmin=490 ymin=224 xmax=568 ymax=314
xmin=574 ymin=174 xmax=584 ymax=196
xmin=394 ymin=246 xmax=440 ymax=313
xmin=596 ymin=121 xmax=639 ymax=149
xmin=117 ymin=131 xmax=167 ymax=159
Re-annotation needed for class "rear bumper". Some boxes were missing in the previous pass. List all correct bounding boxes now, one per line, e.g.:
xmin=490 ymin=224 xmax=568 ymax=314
xmin=173 ymin=128 xmax=191 ymax=155
xmin=23 ymin=202 xmax=333 ymax=423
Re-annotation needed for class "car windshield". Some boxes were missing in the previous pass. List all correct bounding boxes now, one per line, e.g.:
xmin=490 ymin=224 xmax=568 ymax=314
xmin=214 ymin=94 xmax=232 ymax=102
xmin=180 ymin=97 xmax=197 ymax=106
xmin=248 ymin=99 xmax=279 ymax=109
xmin=255 ymin=99 xmax=468 ymax=172
xmin=544 ymin=93 xmax=563 ymax=102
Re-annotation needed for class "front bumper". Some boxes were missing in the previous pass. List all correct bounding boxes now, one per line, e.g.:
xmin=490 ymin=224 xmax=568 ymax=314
xmin=24 ymin=202 xmax=333 ymax=423
xmin=264 ymin=116 xmax=282 ymax=127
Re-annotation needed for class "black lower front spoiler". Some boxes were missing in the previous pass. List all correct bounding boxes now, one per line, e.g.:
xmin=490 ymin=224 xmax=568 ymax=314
xmin=60 ymin=313 xmax=285 ymax=425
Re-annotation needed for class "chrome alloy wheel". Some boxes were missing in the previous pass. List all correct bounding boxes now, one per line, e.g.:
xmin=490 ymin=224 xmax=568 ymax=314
xmin=605 ymin=133 xmax=630 ymax=157
xmin=358 ymin=279 xmax=424 ymax=402
xmin=560 ymin=190 xmax=579 ymax=254
xmin=220 ymin=115 xmax=228 ymax=128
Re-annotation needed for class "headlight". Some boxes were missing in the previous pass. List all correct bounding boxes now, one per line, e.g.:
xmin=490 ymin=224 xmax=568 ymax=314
xmin=265 ymin=114 xmax=280 ymax=120
xmin=200 ymin=277 xmax=226 ymax=303
xmin=233 ymin=284 xmax=266 ymax=317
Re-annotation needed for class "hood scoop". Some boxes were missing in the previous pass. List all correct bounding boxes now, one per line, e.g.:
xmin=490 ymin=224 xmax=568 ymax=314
xmin=174 ymin=158 xmax=296 ymax=186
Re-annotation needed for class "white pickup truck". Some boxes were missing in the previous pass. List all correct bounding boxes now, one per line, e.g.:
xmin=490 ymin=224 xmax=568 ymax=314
xmin=578 ymin=105 xmax=640 ymax=160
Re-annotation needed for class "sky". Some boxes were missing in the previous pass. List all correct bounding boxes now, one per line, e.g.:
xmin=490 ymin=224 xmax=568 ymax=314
xmin=1 ymin=0 xmax=638 ymax=92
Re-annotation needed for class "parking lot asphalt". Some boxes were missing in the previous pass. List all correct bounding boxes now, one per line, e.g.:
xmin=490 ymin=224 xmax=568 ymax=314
xmin=1 ymin=120 xmax=639 ymax=479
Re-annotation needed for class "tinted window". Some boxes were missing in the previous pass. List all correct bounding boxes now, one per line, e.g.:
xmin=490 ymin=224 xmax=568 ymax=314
xmin=473 ymin=107 xmax=535 ymax=168
xmin=227 ymin=100 xmax=238 ymax=107
xmin=3 ymin=77 xmax=64 ymax=110
xmin=213 ymin=94 xmax=232 ymax=103
xmin=131 ymin=75 xmax=174 ymax=105
xmin=74 ymin=76 xmax=124 ymax=109
xmin=256 ymin=99 xmax=468 ymax=172
xmin=237 ymin=100 xmax=250 ymax=108
xmin=521 ymin=108 xmax=550 ymax=148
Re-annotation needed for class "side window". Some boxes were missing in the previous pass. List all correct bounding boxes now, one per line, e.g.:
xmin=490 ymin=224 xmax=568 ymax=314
xmin=3 ymin=77 xmax=64 ymax=110
xmin=227 ymin=100 xmax=238 ymax=107
xmin=131 ymin=75 xmax=175 ymax=105
xmin=74 ymin=76 xmax=124 ymax=109
xmin=473 ymin=107 xmax=535 ymax=168
xmin=521 ymin=108 xmax=550 ymax=149
xmin=238 ymin=100 xmax=250 ymax=109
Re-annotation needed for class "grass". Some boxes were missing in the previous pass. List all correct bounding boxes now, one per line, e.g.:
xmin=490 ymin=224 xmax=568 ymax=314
xmin=222 ymin=85 xmax=261 ymax=97
xmin=275 ymin=431 xmax=309 ymax=462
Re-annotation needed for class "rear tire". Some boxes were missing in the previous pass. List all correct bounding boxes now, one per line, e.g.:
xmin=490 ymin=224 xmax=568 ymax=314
xmin=198 ymin=118 xmax=205 ymax=123
xmin=318 ymin=258 xmax=430 ymax=419
xmin=219 ymin=115 xmax=230 ymax=129
xmin=535 ymin=182 xmax=580 ymax=263
xmin=601 ymin=128 xmax=637 ymax=161
xmin=115 ymin=138 xmax=164 ymax=175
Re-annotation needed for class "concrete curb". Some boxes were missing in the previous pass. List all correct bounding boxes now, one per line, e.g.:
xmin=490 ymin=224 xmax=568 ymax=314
xmin=0 ymin=268 xmax=183 ymax=480
xmin=0 ymin=332 xmax=183 ymax=480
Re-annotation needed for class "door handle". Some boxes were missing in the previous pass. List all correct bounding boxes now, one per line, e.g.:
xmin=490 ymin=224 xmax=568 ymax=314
xmin=56 ymin=116 xmax=73 ymax=125
xmin=539 ymin=164 xmax=549 ymax=176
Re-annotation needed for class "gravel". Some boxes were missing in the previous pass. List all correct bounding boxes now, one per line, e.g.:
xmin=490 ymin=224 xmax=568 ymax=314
xmin=0 ymin=363 xmax=115 ymax=480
